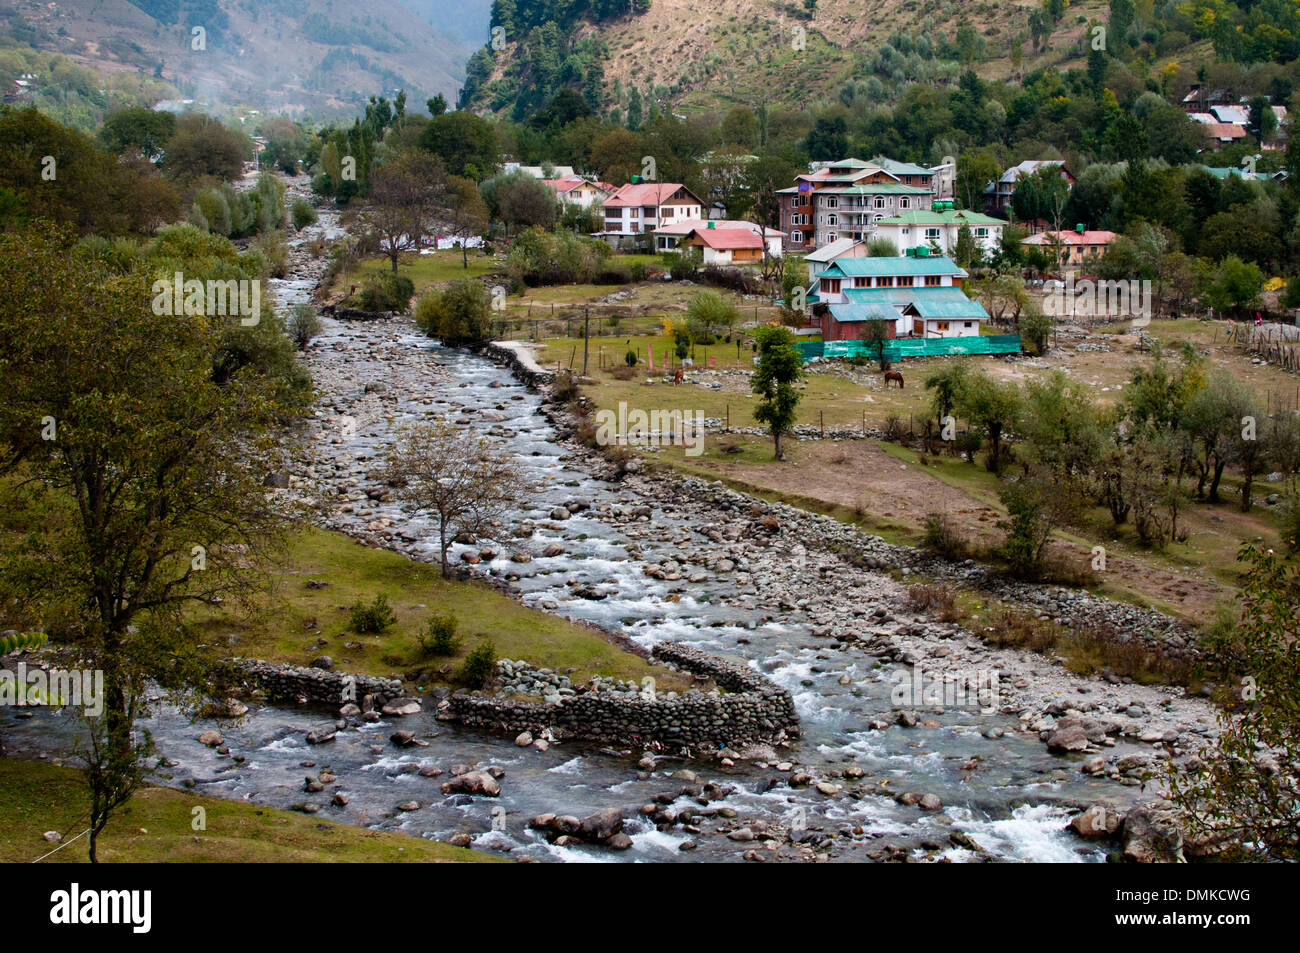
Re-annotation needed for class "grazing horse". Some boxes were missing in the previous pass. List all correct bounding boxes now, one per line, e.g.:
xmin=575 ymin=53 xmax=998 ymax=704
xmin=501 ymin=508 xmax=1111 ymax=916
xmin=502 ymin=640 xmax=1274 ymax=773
xmin=673 ymin=367 xmax=685 ymax=386
xmin=883 ymin=370 xmax=905 ymax=389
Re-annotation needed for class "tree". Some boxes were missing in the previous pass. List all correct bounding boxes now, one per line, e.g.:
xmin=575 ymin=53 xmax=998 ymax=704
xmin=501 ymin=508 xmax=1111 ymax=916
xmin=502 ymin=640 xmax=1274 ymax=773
xmin=955 ymin=151 xmax=1000 ymax=211
xmin=444 ymin=175 xmax=490 ymax=268
xmin=743 ymin=151 xmax=799 ymax=230
xmin=1182 ymin=369 xmax=1251 ymax=502
xmin=864 ymin=319 xmax=890 ymax=370
xmin=365 ymin=152 xmax=445 ymax=272
xmin=427 ymin=93 xmax=448 ymax=116
xmin=0 ymin=224 xmax=303 ymax=861
xmin=925 ymin=358 xmax=971 ymax=432
xmin=160 ymin=113 xmax=253 ymax=184
xmin=260 ymin=117 xmax=309 ymax=175
xmin=996 ymin=463 xmax=1079 ymax=579
xmin=99 ymin=107 xmax=176 ymax=159
xmin=956 ymin=371 xmax=1022 ymax=473
xmin=380 ymin=420 xmax=532 ymax=577
xmin=1009 ymin=164 xmax=1070 ymax=227
xmin=686 ymin=289 xmax=738 ymax=341
xmin=481 ymin=170 xmax=556 ymax=233
xmin=418 ymin=111 xmax=501 ymax=180
xmin=751 ymin=325 xmax=803 ymax=460
xmin=414 ymin=279 xmax=493 ymax=346
xmin=1169 ymin=545 xmax=1300 ymax=860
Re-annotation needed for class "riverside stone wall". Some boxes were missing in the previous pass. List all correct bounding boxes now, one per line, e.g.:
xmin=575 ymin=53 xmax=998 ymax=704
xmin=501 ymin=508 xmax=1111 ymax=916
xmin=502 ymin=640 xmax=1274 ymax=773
xmin=225 ymin=659 xmax=401 ymax=705
xmin=445 ymin=643 xmax=798 ymax=748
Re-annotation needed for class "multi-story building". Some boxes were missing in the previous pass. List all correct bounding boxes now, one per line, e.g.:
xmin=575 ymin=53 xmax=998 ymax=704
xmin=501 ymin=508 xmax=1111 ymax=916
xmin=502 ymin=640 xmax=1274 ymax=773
xmin=872 ymin=203 xmax=1005 ymax=259
xmin=777 ymin=157 xmax=937 ymax=251
xmin=597 ymin=183 xmax=705 ymax=244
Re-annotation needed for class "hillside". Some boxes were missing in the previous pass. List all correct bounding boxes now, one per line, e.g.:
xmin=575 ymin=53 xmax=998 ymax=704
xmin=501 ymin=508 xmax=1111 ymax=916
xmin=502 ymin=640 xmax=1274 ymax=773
xmin=0 ymin=0 xmax=485 ymax=118
xmin=460 ymin=0 xmax=1241 ymax=119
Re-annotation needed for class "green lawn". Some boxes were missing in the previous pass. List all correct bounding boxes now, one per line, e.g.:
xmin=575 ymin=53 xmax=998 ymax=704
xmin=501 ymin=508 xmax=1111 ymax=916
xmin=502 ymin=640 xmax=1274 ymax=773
xmin=194 ymin=528 xmax=689 ymax=692
xmin=0 ymin=759 xmax=500 ymax=863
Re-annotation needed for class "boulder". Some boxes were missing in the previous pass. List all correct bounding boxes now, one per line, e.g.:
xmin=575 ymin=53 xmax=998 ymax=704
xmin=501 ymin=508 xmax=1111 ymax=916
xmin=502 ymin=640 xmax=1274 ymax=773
xmin=1122 ymin=802 xmax=1185 ymax=863
xmin=197 ymin=730 xmax=223 ymax=747
xmin=1069 ymin=804 xmax=1122 ymax=839
xmin=382 ymin=698 xmax=422 ymax=717
xmin=440 ymin=770 xmax=501 ymax=797
xmin=578 ymin=808 xmax=624 ymax=842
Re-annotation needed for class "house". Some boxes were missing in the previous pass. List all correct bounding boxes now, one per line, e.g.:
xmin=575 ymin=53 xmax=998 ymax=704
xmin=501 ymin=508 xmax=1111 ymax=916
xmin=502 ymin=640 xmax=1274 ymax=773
xmin=802 ymin=237 xmax=869 ymax=282
xmin=1020 ymin=228 xmax=1117 ymax=268
xmin=598 ymin=182 xmax=704 ymax=244
xmin=822 ymin=287 xmax=988 ymax=341
xmin=681 ymin=225 xmax=766 ymax=264
xmin=812 ymin=254 xmax=967 ymax=306
xmin=1181 ymin=85 xmax=1232 ymax=114
xmin=983 ymin=160 xmax=1073 ymax=216
xmin=778 ymin=157 xmax=937 ymax=251
xmin=543 ymin=174 xmax=613 ymax=209
xmin=872 ymin=205 xmax=1006 ymax=259
xmin=653 ymin=219 xmax=784 ymax=257
xmin=1205 ymin=122 xmax=1248 ymax=145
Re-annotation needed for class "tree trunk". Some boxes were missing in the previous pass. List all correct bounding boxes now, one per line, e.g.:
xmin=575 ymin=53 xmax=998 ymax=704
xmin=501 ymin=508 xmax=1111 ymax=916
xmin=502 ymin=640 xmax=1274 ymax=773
xmin=774 ymin=430 xmax=784 ymax=461
xmin=439 ymin=516 xmax=450 ymax=579
xmin=1242 ymin=469 xmax=1254 ymax=511
xmin=1209 ymin=459 xmax=1227 ymax=502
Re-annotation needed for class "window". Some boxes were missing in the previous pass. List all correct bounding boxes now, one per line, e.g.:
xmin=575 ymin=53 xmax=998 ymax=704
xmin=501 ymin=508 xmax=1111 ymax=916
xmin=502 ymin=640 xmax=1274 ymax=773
xmin=791 ymin=230 xmax=803 ymax=243
xmin=854 ymin=277 xmax=870 ymax=288
xmin=630 ymin=208 xmax=639 ymax=218
xmin=823 ymin=278 xmax=842 ymax=293
xmin=924 ymin=228 xmax=940 ymax=241
xmin=897 ymin=276 xmax=914 ymax=287
xmin=936 ymin=321 xmax=950 ymax=331
xmin=876 ymin=276 xmax=894 ymax=287
xmin=874 ymin=196 xmax=885 ymax=209
xmin=900 ymin=198 xmax=910 ymax=209
xmin=924 ymin=275 xmax=941 ymax=286
xmin=975 ymin=227 xmax=988 ymax=237
xmin=825 ymin=197 xmax=838 ymax=208
xmin=798 ymin=195 xmax=809 ymax=207
xmin=827 ymin=232 xmax=838 ymax=243
xmin=964 ymin=321 xmax=973 ymax=328
xmin=901 ymin=227 xmax=910 ymax=235
xmin=828 ymin=214 xmax=838 ymax=226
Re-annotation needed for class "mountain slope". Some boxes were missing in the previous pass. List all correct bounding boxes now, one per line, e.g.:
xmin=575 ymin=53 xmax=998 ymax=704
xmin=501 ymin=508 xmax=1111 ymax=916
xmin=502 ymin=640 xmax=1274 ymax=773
xmin=0 ymin=0 xmax=480 ymax=117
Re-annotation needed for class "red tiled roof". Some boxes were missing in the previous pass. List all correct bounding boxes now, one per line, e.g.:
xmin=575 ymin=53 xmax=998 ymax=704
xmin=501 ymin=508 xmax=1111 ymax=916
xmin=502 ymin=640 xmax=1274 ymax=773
xmin=688 ymin=227 xmax=764 ymax=250
xmin=1207 ymin=123 xmax=1247 ymax=140
xmin=1021 ymin=230 xmax=1117 ymax=246
xmin=604 ymin=182 xmax=695 ymax=207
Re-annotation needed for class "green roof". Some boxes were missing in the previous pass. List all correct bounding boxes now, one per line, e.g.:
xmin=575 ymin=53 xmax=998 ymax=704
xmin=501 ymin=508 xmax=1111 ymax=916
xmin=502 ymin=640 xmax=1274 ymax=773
xmin=830 ymin=287 xmax=988 ymax=322
xmin=876 ymin=209 xmax=1005 ymax=226
xmin=819 ymin=255 xmax=966 ymax=279
xmin=869 ymin=156 xmax=935 ymax=177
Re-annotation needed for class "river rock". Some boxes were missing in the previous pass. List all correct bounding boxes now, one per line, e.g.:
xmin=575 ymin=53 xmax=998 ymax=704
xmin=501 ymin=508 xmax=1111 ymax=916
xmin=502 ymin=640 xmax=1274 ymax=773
xmin=578 ymin=808 xmax=624 ymax=841
xmin=440 ymin=770 xmax=501 ymax=797
xmin=1069 ymin=804 xmax=1121 ymax=839
xmin=1122 ymin=801 xmax=1185 ymax=862
xmin=382 ymin=697 xmax=422 ymax=717
xmin=197 ymin=730 xmax=223 ymax=747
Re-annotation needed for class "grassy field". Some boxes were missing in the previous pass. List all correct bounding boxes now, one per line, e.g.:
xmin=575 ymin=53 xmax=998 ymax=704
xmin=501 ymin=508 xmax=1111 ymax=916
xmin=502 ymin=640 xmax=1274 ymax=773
xmin=0 ymin=759 xmax=499 ymax=863
xmin=193 ymin=527 xmax=691 ymax=693
xmin=559 ymin=317 xmax=1299 ymax=624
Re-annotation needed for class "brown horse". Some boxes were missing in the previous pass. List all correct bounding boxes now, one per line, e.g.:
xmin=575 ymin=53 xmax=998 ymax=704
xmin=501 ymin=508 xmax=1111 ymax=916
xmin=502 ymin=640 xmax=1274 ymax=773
xmin=673 ymin=367 xmax=685 ymax=386
xmin=883 ymin=370 xmax=905 ymax=389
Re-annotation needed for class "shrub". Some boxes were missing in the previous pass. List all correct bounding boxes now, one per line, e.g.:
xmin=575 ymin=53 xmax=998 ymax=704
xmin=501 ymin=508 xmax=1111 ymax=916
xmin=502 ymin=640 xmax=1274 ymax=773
xmin=287 ymin=302 xmax=321 ymax=350
xmin=355 ymin=272 xmax=414 ymax=312
xmin=291 ymin=198 xmax=318 ymax=230
xmin=459 ymin=641 xmax=496 ymax=687
xmin=349 ymin=594 xmax=396 ymax=634
xmin=418 ymin=613 xmax=461 ymax=656
xmin=413 ymin=279 xmax=491 ymax=345
xmin=905 ymin=581 xmax=960 ymax=621
xmin=922 ymin=512 xmax=968 ymax=560
xmin=624 ymin=349 xmax=638 ymax=367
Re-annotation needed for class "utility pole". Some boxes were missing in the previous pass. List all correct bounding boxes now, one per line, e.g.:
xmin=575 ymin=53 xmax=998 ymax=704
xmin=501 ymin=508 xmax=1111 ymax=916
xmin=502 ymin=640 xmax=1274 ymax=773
xmin=582 ymin=307 xmax=590 ymax=376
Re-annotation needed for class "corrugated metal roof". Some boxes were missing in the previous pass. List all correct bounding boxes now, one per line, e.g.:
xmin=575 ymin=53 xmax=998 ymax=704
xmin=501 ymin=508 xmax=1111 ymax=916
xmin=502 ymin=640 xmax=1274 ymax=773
xmin=820 ymin=255 xmax=966 ymax=278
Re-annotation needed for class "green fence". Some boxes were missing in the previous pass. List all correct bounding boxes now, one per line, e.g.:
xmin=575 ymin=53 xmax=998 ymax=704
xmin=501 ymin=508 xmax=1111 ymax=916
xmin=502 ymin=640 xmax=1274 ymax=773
xmin=795 ymin=335 xmax=1021 ymax=362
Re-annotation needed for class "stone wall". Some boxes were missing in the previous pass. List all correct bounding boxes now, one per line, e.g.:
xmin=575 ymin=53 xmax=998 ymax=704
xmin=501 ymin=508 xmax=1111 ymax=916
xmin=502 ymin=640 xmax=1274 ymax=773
xmin=225 ymin=659 xmax=401 ymax=705
xmin=445 ymin=643 xmax=798 ymax=749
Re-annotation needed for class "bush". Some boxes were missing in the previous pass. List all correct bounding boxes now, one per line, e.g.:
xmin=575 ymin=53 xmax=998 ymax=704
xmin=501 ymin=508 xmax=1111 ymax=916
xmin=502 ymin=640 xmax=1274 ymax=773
xmin=349 ymin=594 xmax=396 ymax=633
xmin=413 ymin=279 xmax=492 ymax=345
xmin=287 ymin=302 xmax=321 ymax=350
xmin=355 ymin=271 xmax=414 ymax=312
xmin=701 ymin=264 xmax=760 ymax=295
xmin=905 ymin=582 xmax=960 ymax=621
xmin=459 ymin=641 xmax=496 ymax=687
xmin=418 ymin=613 xmax=461 ymax=657
xmin=922 ymin=512 xmax=968 ymax=560
xmin=291 ymin=198 xmax=318 ymax=230
xmin=624 ymin=349 xmax=638 ymax=367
